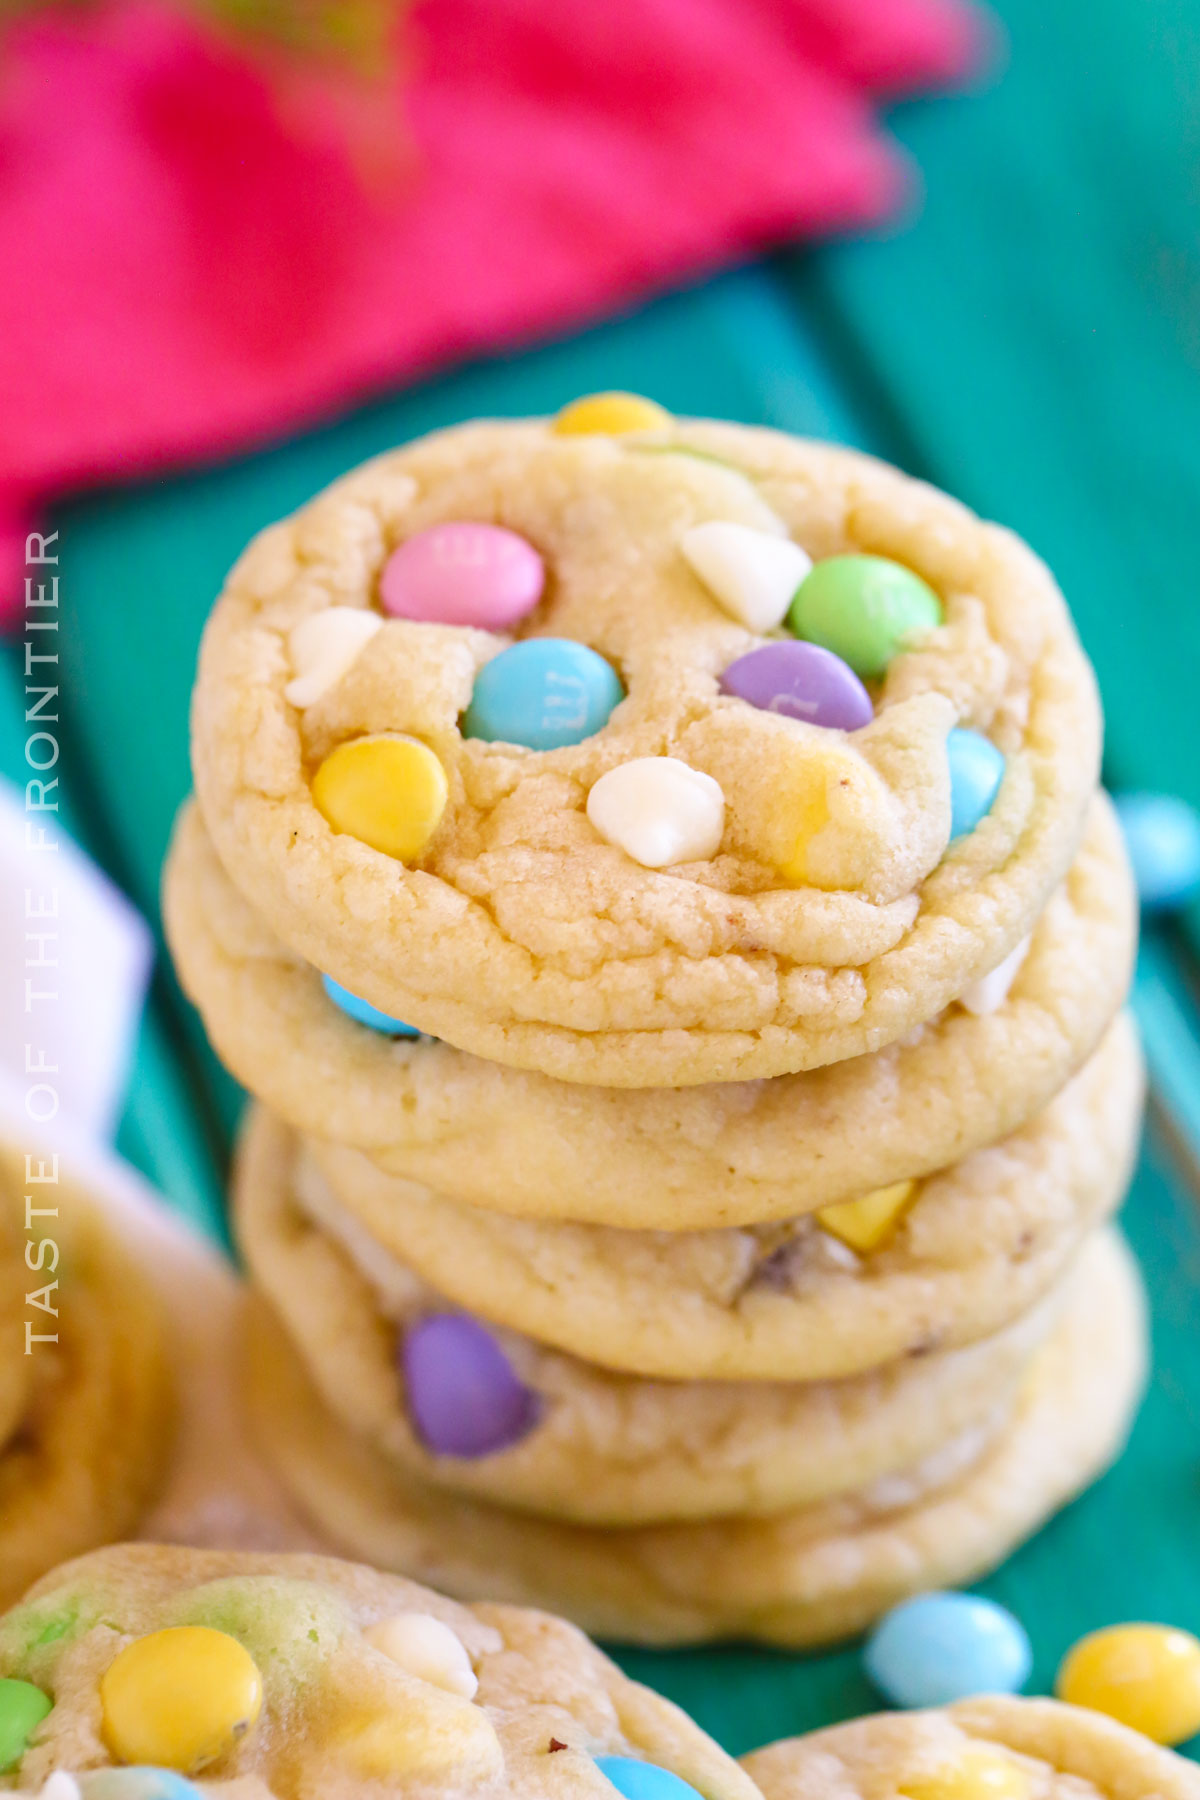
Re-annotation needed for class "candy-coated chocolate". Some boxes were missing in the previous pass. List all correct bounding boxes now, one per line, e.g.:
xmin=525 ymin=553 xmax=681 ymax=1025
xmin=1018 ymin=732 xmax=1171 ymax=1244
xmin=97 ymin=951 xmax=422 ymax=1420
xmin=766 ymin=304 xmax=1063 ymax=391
xmin=947 ymin=730 xmax=1006 ymax=840
xmin=1115 ymin=792 xmax=1200 ymax=911
xmin=899 ymin=1750 xmax=1032 ymax=1799
xmin=321 ymin=974 xmax=419 ymax=1038
xmin=284 ymin=606 xmax=381 ymax=708
xmin=402 ymin=1314 xmax=539 ymax=1458
xmin=680 ymin=521 xmax=812 ymax=632
xmin=552 ymin=394 xmax=671 ymax=435
xmin=379 ymin=524 xmax=544 ymax=629
xmin=85 ymin=1771 xmax=204 ymax=1800
xmin=463 ymin=639 xmax=624 ymax=751
xmin=99 ymin=1628 xmax=263 ymax=1773
xmin=312 ymin=734 xmax=447 ymax=862
xmin=1056 ymin=1623 xmax=1200 ymax=1745
xmin=817 ymin=1181 xmax=917 ymax=1254
xmin=0 ymin=1679 xmax=51 ymax=1771
xmin=586 ymin=758 xmax=725 ymax=869
xmin=958 ymin=936 xmax=1030 ymax=1017
xmin=364 ymin=1614 xmax=478 ymax=1698
xmin=720 ymin=640 xmax=872 ymax=729
xmin=787 ymin=554 xmax=942 ymax=679
xmin=41 ymin=1775 xmax=81 ymax=1800
xmin=865 ymin=1594 xmax=1032 ymax=1709
xmin=594 ymin=1755 xmax=705 ymax=1800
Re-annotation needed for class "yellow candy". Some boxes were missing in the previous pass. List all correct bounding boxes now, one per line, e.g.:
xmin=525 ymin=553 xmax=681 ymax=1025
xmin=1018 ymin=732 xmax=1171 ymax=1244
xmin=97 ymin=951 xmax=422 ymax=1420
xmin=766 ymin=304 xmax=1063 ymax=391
xmin=899 ymin=1749 xmax=1031 ymax=1799
xmin=552 ymin=393 xmax=671 ymax=435
xmin=312 ymin=734 xmax=448 ymax=863
xmin=817 ymin=1180 xmax=917 ymax=1253
xmin=100 ymin=1627 xmax=263 ymax=1773
xmin=1056 ymin=1623 xmax=1200 ymax=1745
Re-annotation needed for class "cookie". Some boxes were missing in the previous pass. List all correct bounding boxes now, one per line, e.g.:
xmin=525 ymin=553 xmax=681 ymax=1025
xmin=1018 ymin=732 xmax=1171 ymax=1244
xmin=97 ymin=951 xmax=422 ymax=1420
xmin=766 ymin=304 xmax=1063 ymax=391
xmin=190 ymin=418 xmax=1101 ymax=1086
xmin=0 ymin=1544 xmax=759 ymax=1800
xmin=234 ymin=1106 xmax=1086 ymax=1526
xmin=0 ymin=1144 xmax=174 ymax=1608
xmin=741 ymin=1695 xmax=1200 ymax=1799
xmin=245 ymin=1228 xmax=1145 ymax=1646
xmin=164 ymin=793 xmax=1135 ymax=1228
xmin=242 ymin=1015 xmax=1140 ymax=1385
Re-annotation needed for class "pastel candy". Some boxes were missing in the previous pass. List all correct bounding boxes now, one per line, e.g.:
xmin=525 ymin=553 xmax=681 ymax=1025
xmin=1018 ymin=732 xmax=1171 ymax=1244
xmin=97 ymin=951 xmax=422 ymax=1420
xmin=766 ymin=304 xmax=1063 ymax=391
xmin=321 ymin=974 xmax=419 ymax=1038
xmin=365 ymin=1614 xmax=478 ymax=1699
xmin=1056 ymin=1623 xmax=1200 ymax=1745
xmin=680 ymin=521 xmax=812 ymax=632
xmin=899 ymin=1751 xmax=1032 ymax=1799
xmin=586 ymin=758 xmax=725 ymax=869
xmin=958 ymin=936 xmax=1030 ymax=1017
xmin=99 ymin=1628 xmax=263 ymax=1773
xmin=41 ymin=1777 xmax=82 ymax=1800
xmin=85 ymin=1772 xmax=205 ymax=1800
xmin=817 ymin=1181 xmax=917 ymax=1254
xmin=284 ymin=606 xmax=382 ymax=708
xmin=463 ymin=639 xmax=624 ymax=751
xmin=1115 ymin=792 xmax=1200 ymax=910
xmin=402 ymin=1314 xmax=539 ymax=1458
xmin=0 ymin=1679 xmax=50 ymax=1771
xmin=865 ymin=1593 xmax=1032 ymax=1708
xmin=380 ymin=523 xmax=544 ymax=629
xmin=947 ymin=729 xmax=1006 ymax=840
xmin=594 ymin=1757 xmax=705 ymax=1800
xmin=720 ymin=641 xmax=872 ymax=729
xmin=788 ymin=554 xmax=942 ymax=678
xmin=312 ymin=734 xmax=448 ymax=862
xmin=552 ymin=393 xmax=671 ymax=435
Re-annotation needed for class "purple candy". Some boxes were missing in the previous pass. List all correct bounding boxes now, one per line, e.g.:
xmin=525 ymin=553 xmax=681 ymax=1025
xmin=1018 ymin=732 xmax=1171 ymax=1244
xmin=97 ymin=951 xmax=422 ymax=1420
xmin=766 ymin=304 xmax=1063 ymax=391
xmin=402 ymin=1313 xmax=540 ymax=1458
xmin=720 ymin=640 xmax=873 ymax=730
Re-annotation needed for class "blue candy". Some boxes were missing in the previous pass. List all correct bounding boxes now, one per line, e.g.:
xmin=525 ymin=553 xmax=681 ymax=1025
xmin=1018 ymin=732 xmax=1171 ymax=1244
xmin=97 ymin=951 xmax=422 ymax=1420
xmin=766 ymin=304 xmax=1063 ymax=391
xmin=864 ymin=1591 xmax=1032 ymax=1709
xmin=595 ymin=1756 xmax=705 ymax=1800
xmin=1115 ymin=792 xmax=1200 ymax=911
xmin=321 ymin=974 xmax=419 ymax=1038
xmin=463 ymin=639 xmax=624 ymax=751
xmin=84 ymin=1772 xmax=204 ymax=1800
xmin=946 ymin=728 xmax=1006 ymax=840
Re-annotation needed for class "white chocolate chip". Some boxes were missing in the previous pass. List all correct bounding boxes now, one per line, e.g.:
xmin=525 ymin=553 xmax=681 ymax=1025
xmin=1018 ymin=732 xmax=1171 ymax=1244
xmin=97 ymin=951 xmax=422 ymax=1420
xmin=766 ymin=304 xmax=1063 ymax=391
xmin=958 ymin=934 xmax=1032 ymax=1016
xmin=680 ymin=520 xmax=812 ymax=632
xmin=41 ymin=1778 xmax=81 ymax=1800
xmin=587 ymin=758 xmax=725 ymax=868
xmin=365 ymin=1613 xmax=479 ymax=1699
xmin=285 ymin=606 xmax=382 ymax=708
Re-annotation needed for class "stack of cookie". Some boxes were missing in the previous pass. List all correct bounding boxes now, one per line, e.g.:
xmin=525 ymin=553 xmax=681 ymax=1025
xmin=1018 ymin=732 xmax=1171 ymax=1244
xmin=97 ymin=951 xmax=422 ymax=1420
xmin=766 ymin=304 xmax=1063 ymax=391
xmin=165 ymin=401 xmax=1145 ymax=1646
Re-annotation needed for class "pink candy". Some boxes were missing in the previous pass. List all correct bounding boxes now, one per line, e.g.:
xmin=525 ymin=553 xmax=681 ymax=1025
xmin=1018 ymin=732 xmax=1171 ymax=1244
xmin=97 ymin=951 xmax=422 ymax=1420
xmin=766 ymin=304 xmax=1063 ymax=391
xmin=380 ymin=522 xmax=545 ymax=629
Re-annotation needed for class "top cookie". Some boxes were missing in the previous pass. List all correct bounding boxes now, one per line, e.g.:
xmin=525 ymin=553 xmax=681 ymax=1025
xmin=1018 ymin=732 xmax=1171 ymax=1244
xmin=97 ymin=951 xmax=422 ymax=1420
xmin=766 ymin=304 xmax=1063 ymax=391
xmin=192 ymin=408 xmax=1101 ymax=1086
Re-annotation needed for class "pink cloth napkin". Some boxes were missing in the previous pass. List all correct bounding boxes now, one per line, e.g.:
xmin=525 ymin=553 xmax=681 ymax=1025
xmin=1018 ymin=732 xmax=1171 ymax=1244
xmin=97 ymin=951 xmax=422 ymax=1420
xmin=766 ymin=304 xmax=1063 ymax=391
xmin=0 ymin=0 xmax=984 ymax=620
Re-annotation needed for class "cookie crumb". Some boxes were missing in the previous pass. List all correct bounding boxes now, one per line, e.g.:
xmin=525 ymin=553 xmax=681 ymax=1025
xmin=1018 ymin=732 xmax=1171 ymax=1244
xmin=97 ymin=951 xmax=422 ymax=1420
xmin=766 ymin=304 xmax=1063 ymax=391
xmin=548 ymin=1738 xmax=568 ymax=1753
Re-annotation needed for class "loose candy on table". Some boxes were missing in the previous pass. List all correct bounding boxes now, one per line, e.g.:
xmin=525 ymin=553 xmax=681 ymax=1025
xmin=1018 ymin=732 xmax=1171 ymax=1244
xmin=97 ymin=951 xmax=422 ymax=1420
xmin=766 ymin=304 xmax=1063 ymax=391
xmin=1056 ymin=1623 xmax=1200 ymax=1745
xmin=463 ymin=639 xmax=624 ymax=751
xmin=816 ymin=1181 xmax=917 ymax=1254
xmin=586 ymin=758 xmax=725 ymax=869
xmin=1115 ymin=792 xmax=1200 ymax=911
xmin=946 ymin=730 xmax=1006 ymax=841
xmin=379 ymin=523 xmax=545 ymax=630
xmin=84 ymin=1772 xmax=204 ymax=1800
xmin=720 ymin=640 xmax=873 ymax=730
xmin=402 ymin=1314 xmax=540 ymax=1459
xmin=364 ymin=1614 xmax=478 ymax=1699
xmin=958 ymin=936 xmax=1031 ymax=1018
xmin=99 ymin=1628 xmax=263 ymax=1773
xmin=551 ymin=393 xmax=671 ymax=435
xmin=312 ymin=734 xmax=448 ymax=863
xmin=321 ymin=974 xmax=420 ymax=1038
xmin=865 ymin=1594 xmax=1032 ymax=1709
xmin=284 ymin=607 xmax=382 ymax=709
xmin=0 ymin=1679 xmax=51 ymax=1771
xmin=898 ymin=1750 xmax=1032 ymax=1800
xmin=594 ymin=1756 xmax=705 ymax=1800
xmin=787 ymin=554 xmax=943 ymax=680
xmin=680 ymin=521 xmax=812 ymax=633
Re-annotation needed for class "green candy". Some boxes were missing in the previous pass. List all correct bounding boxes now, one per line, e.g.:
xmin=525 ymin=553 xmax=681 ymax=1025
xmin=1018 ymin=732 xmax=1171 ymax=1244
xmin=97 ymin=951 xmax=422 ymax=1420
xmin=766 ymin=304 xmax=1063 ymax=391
xmin=0 ymin=1678 xmax=51 ymax=1770
xmin=787 ymin=555 xmax=942 ymax=679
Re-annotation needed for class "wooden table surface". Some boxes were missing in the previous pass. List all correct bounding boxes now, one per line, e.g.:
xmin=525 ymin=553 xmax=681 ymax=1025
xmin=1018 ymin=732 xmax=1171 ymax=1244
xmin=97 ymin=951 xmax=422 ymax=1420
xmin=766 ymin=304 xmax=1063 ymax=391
xmin=4 ymin=0 xmax=1200 ymax=1758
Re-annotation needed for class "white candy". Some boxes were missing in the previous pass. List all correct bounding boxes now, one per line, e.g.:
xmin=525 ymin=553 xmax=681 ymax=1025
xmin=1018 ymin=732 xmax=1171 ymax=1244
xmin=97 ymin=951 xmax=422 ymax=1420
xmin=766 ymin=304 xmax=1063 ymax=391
xmin=680 ymin=521 xmax=812 ymax=632
xmin=365 ymin=1613 xmax=479 ymax=1699
xmin=285 ymin=606 xmax=382 ymax=708
xmin=587 ymin=758 xmax=725 ymax=869
xmin=958 ymin=935 xmax=1032 ymax=1017
xmin=40 ymin=1777 xmax=82 ymax=1800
